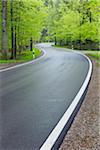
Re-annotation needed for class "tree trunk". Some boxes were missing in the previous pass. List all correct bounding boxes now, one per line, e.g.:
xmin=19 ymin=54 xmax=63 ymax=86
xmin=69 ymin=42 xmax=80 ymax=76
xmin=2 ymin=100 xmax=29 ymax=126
xmin=2 ymin=0 xmax=8 ymax=59
xmin=14 ymin=26 xmax=17 ymax=59
xmin=54 ymin=36 xmax=57 ymax=45
xmin=10 ymin=0 xmax=15 ymax=59
xmin=30 ymin=37 xmax=33 ymax=51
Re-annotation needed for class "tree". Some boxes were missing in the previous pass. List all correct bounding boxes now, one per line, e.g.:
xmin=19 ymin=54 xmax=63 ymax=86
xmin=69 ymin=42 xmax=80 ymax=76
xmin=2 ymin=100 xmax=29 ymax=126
xmin=2 ymin=0 xmax=8 ymax=59
xmin=0 ymin=0 xmax=47 ymax=59
xmin=46 ymin=0 xmax=100 ymax=50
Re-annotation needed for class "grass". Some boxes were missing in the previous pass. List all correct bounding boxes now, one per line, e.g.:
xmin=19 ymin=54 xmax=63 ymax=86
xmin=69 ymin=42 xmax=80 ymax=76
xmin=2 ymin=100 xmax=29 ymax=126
xmin=53 ymin=45 xmax=100 ymax=61
xmin=33 ymin=47 xmax=42 ymax=58
xmin=86 ymin=52 xmax=100 ymax=60
xmin=0 ymin=45 xmax=99 ymax=65
xmin=53 ymin=45 xmax=67 ymax=48
xmin=0 ymin=47 xmax=42 ymax=64
xmin=86 ymin=52 xmax=100 ymax=67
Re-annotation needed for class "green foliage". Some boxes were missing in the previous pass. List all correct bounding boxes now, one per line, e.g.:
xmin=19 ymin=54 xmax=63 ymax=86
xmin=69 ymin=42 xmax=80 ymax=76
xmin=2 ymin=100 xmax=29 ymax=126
xmin=46 ymin=0 xmax=100 ymax=49
xmin=0 ymin=0 xmax=100 ymax=58
xmin=0 ymin=0 xmax=2 ymax=50
xmin=0 ymin=50 xmax=33 ymax=63
xmin=33 ymin=47 xmax=42 ymax=58
xmin=0 ymin=47 xmax=42 ymax=64
xmin=56 ymin=11 xmax=80 ymax=41
xmin=87 ymin=52 xmax=100 ymax=60
xmin=0 ymin=0 xmax=47 ymax=59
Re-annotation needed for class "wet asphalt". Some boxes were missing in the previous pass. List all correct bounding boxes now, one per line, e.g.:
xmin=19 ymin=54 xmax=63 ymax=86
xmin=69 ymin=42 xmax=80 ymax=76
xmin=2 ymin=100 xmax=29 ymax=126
xmin=0 ymin=43 xmax=89 ymax=150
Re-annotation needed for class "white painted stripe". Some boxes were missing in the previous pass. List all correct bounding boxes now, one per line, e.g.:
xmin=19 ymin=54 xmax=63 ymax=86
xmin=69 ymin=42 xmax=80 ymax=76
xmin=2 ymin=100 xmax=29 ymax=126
xmin=0 ymin=45 xmax=92 ymax=149
xmin=40 ymin=52 xmax=92 ymax=150
xmin=0 ymin=48 xmax=46 ymax=73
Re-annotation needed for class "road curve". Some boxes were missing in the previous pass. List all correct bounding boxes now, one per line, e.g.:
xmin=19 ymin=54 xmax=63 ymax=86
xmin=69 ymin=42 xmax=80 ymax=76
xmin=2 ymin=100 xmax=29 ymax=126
xmin=0 ymin=43 xmax=92 ymax=150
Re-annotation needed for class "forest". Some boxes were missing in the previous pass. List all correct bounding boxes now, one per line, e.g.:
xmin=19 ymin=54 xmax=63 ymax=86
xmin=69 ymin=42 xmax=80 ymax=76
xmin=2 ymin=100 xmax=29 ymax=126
xmin=0 ymin=0 xmax=100 ymax=60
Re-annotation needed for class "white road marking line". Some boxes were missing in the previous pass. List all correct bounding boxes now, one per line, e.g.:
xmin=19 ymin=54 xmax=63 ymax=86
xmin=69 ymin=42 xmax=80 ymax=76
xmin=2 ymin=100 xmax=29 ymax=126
xmin=40 ymin=52 xmax=92 ymax=150
xmin=0 ymin=45 xmax=93 ymax=150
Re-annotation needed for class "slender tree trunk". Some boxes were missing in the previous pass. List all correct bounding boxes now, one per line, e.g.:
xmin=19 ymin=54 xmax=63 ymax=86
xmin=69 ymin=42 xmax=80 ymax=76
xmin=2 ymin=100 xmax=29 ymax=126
xmin=10 ymin=0 xmax=15 ymax=59
xmin=14 ymin=26 xmax=17 ymax=58
xmin=10 ymin=0 xmax=17 ymax=59
xmin=30 ymin=37 xmax=33 ymax=51
xmin=54 ymin=36 xmax=57 ymax=45
xmin=60 ymin=40 xmax=62 ymax=46
xmin=2 ymin=0 xmax=8 ymax=59
xmin=17 ymin=13 xmax=20 ymax=54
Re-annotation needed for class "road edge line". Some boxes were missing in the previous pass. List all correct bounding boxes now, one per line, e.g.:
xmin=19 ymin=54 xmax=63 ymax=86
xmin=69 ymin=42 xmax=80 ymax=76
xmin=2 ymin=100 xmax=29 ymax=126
xmin=40 ymin=52 xmax=92 ymax=150
xmin=0 ymin=48 xmax=46 ymax=73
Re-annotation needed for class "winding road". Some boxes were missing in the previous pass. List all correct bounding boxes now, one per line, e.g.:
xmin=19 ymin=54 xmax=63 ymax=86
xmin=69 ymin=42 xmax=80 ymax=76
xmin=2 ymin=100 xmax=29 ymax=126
xmin=0 ymin=43 xmax=92 ymax=150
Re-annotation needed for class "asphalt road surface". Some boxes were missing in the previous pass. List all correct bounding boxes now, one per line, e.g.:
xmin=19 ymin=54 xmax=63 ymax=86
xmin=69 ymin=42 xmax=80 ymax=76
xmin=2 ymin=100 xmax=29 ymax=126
xmin=0 ymin=43 xmax=89 ymax=150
